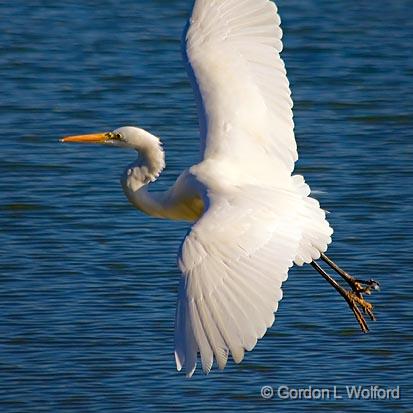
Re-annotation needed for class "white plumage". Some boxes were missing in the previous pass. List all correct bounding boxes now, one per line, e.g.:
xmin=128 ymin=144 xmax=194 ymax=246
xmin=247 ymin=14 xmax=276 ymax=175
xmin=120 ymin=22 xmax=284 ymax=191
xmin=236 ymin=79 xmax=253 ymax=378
xmin=62 ymin=0 xmax=335 ymax=377
xmin=185 ymin=0 xmax=296 ymax=173
xmin=176 ymin=0 xmax=333 ymax=376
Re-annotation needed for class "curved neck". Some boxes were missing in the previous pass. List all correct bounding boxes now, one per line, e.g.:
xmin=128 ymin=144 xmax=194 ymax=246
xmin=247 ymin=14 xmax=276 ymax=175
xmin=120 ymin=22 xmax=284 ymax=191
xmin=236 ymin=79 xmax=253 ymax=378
xmin=121 ymin=130 xmax=166 ymax=218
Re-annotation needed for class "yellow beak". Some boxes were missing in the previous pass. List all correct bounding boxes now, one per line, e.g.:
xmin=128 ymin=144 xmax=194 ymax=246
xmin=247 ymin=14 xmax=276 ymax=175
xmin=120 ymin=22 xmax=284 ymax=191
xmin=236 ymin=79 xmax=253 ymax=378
xmin=60 ymin=133 xmax=108 ymax=143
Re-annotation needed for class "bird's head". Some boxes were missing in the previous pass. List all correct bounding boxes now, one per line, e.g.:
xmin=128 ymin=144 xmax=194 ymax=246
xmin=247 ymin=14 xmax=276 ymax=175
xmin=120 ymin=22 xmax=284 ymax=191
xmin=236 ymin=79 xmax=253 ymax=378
xmin=61 ymin=126 xmax=160 ymax=151
xmin=61 ymin=126 xmax=166 ymax=182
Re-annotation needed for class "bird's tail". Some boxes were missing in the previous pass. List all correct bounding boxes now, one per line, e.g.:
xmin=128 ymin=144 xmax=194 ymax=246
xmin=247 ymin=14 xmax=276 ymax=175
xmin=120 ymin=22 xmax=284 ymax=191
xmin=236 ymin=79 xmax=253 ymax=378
xmin=292 ymin=175 xmax=334 ymax=266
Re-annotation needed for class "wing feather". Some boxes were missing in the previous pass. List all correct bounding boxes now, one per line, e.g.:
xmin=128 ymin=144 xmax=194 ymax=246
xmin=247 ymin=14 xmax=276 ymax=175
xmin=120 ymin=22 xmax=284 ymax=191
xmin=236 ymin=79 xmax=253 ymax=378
xmin=174 ymin=185 xmax=302 ymax=376
xmin=174 ymin=0 xmax=334 ymax=377
xmin=292 ymin=176 xmax=334 ymax=265
xmin=183 ymin=0 xmax=297 ymax=176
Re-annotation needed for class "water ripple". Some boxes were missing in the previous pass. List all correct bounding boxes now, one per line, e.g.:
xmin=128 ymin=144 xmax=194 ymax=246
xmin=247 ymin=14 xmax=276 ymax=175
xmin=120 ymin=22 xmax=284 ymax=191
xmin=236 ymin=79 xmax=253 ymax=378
xmin=1 ymin=0 xmax=412 ymax=412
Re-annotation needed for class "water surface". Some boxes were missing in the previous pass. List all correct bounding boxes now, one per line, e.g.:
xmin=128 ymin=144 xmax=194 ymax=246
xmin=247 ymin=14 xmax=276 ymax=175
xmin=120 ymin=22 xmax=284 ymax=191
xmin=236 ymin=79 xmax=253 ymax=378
xmin=1 ymin=0 xmax=412 ymax=411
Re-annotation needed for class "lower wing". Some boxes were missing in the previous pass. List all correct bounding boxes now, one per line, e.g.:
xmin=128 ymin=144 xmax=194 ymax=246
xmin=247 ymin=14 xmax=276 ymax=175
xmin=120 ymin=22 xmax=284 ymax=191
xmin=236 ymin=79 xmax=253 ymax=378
xmin=174 ymin=183 xmax=303 ymax=377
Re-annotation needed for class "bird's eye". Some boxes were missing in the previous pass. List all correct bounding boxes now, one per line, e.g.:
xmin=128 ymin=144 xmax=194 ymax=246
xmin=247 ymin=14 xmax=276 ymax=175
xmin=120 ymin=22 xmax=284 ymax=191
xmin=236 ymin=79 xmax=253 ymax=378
xmin=105 ymin=132 xmax=123 ymax=140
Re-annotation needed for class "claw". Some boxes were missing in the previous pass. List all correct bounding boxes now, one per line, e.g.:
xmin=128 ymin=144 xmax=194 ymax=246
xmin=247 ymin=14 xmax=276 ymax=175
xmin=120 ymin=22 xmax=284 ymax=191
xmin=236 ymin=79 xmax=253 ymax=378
xmin=348 ymin=291 xmax=376 ymax=322
xmin=341 ymin=290 xmax=376 ymax=333
xmin=353 ymin=279 xmax=380 ymax=296
xmin=348 ymin=299 xmax=369 ymax=333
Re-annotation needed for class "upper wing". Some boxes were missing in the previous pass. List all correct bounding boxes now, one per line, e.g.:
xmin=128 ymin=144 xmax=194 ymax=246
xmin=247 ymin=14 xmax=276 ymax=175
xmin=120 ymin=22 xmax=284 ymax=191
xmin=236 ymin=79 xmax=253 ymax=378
xmin=183 ymin=0 xmax=297 ymax=175
xmin=174 ymin=185 xmax=302 ymax=376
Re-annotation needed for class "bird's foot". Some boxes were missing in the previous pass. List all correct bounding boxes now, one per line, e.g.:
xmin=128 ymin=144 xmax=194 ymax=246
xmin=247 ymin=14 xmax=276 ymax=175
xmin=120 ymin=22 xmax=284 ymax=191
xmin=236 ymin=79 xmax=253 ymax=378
xmin=311 ymin=259 xmax=379 ymax=333
xmin=319 ymin=253 xmax=380 ymax=330
xmin=345 ymin=290 xmax=376 ymax=333
xmin=350 ymin=278 xmax=380 ymax=296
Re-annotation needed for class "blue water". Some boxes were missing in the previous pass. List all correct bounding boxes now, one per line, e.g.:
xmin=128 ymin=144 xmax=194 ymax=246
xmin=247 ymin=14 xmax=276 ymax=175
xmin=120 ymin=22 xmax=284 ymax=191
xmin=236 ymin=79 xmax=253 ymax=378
xmin=1 ymin=0 xmax=412 ymax=411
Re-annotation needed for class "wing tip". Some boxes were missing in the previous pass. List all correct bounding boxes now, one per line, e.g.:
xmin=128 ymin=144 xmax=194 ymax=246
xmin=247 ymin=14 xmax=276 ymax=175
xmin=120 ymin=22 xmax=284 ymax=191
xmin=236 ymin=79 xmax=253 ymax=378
xmin=186 ymin=368 xmax=196 ymax=378
xmin=175 ymin=351 xmax=184 ymax=372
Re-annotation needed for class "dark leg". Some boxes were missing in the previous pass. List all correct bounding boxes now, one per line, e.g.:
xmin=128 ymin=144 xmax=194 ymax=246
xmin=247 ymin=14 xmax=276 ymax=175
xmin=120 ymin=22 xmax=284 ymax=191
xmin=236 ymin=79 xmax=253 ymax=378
xmin=320 ymin=253 xmax=380 ymax=296
xmin=311 ymin=261 xmax=371 ymax=333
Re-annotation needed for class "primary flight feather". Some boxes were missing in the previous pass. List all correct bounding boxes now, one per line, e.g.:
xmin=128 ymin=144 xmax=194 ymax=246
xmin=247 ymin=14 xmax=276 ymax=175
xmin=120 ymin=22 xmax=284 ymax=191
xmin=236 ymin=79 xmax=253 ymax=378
xmin=62 ymin=0 xmax=379 ymax=377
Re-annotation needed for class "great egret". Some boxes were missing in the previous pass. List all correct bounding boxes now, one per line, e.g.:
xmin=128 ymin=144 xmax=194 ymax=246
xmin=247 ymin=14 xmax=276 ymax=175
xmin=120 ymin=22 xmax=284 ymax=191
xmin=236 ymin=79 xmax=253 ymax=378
xmin=61 ymin=0 xmax=379 ymax=377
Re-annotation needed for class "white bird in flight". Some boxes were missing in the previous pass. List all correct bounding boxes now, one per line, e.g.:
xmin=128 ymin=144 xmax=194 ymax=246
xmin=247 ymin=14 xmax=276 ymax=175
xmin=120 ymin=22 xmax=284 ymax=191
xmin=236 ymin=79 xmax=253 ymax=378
xmin=62 ymin=0 xmax=379 ymax=377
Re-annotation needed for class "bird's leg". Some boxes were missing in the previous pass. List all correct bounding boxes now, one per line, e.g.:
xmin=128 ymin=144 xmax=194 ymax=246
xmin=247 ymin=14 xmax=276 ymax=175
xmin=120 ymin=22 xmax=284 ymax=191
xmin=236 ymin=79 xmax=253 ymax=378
xmin=320 ymin=253 xmax=380 ymax=297
xmin=310 ymin=261 xmax=374 ymax=333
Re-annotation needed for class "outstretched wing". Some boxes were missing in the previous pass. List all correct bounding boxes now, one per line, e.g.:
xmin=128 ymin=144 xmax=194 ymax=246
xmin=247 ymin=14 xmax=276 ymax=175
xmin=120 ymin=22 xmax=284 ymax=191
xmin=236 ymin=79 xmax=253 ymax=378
xmin=183 ymin=0 xmax=297 ymax=175
xmin=174 ymin=185 xmax=302 ymax=376
xmin=175 ymin=0 xmax=334 ymax=377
